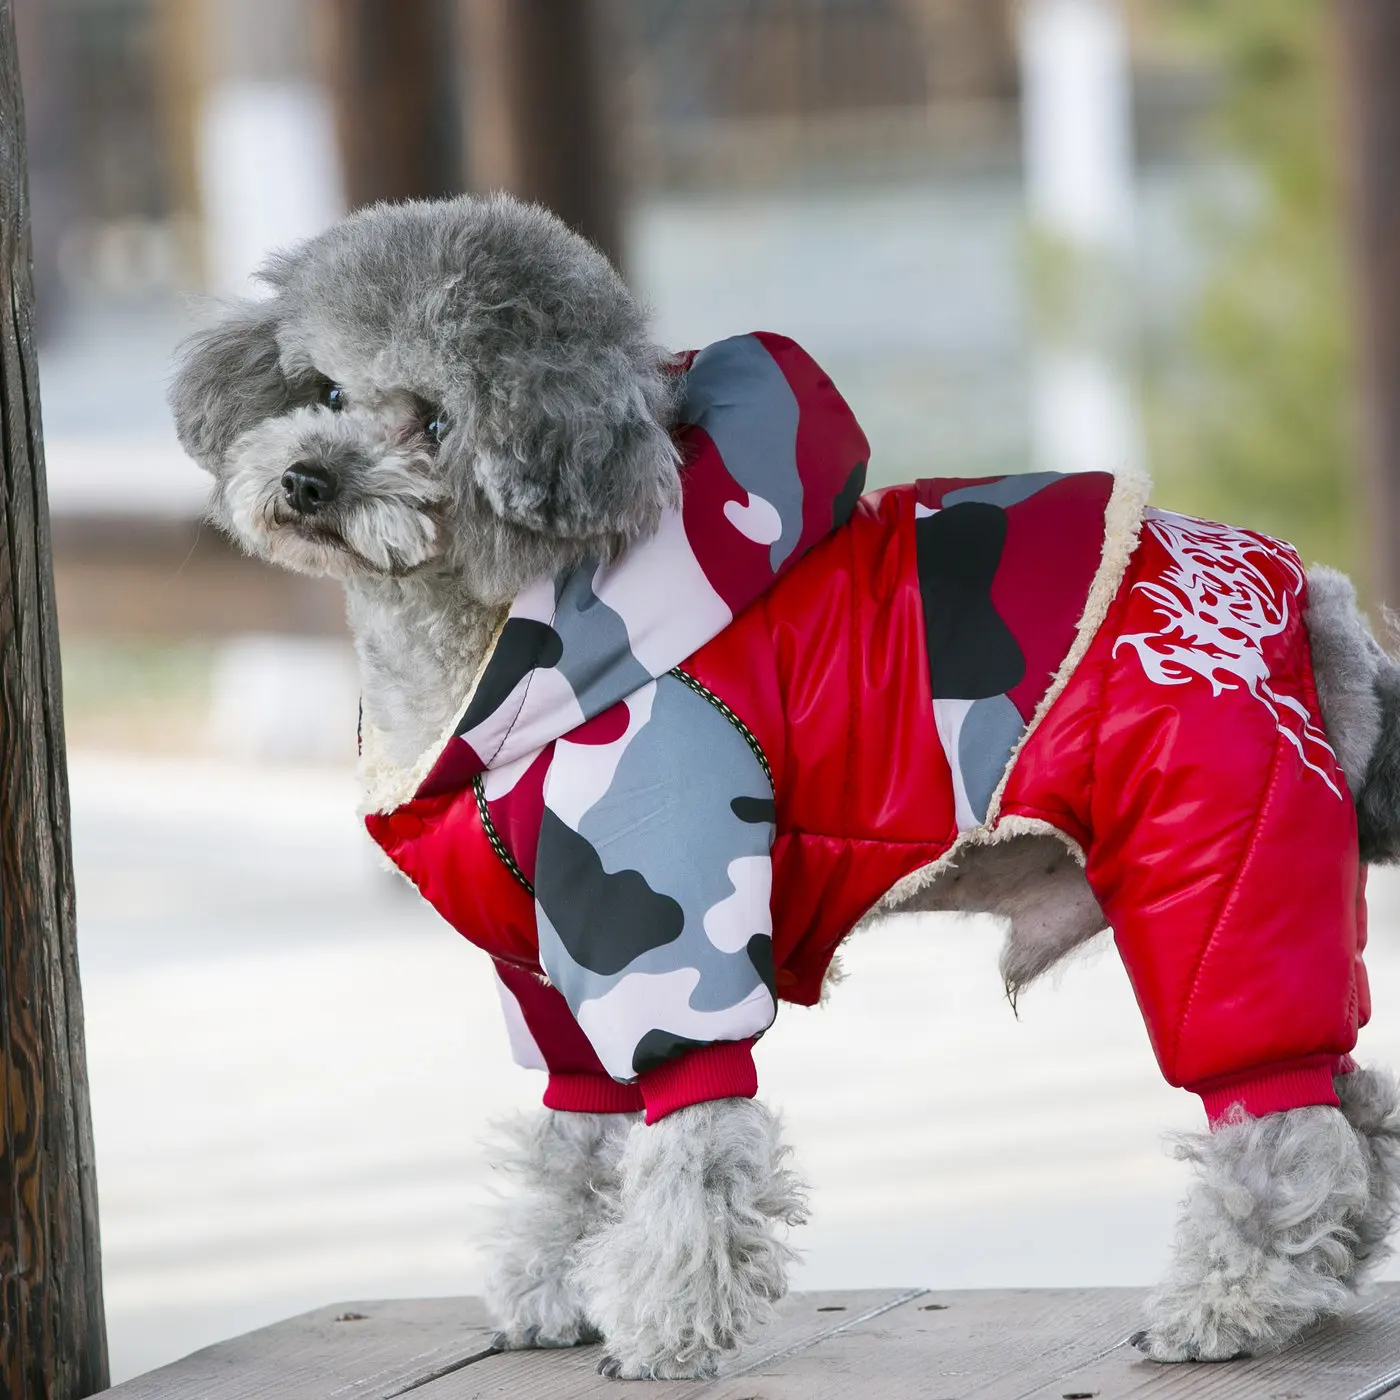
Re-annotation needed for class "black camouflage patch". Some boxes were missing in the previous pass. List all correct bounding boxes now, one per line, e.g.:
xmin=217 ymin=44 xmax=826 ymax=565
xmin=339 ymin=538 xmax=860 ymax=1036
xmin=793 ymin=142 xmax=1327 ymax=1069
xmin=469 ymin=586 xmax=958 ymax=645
xmin=833 ymin=461 xmax=867 ymax=529
xmin=916 ymin=502 xmax=1025 ymax=699
xmin=535 ymin=809 xmax=684 ymax=974
xmin=458 ymin=618 xmax=563 ymax=734
xmin=731 ymin=795 xmax=776 ymax=825
xmin=632 ymin=1028 xmax=710 ymax=1076
xmin=746 ymin=934 xmax=777 ymax=999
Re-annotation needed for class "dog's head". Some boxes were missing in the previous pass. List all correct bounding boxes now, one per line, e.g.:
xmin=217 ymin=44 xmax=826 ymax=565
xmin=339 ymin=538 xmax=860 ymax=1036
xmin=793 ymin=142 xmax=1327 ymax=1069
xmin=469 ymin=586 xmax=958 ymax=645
xmin=169 ymin=195 xmax=681 ymax=599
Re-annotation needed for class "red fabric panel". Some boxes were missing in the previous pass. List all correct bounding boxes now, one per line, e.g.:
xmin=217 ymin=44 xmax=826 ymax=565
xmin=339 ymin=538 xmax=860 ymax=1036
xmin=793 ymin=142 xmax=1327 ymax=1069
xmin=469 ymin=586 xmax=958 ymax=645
xmin=768 ymin=833 xmax=948 ymax=1005
xmin=994 ymin=474 xmax=1114 ymax=722
xmin=486 ymin=744 xmax=553 ymax=884
xmin=366 ymin=789 xmax=539 ymax=969
xmin=756 ymin=486 xmax=955 ymax=845
xmin=1060 ymin=525 xmax=1361 ymax=1094
xmin=494 ymin=960 xmax=610 ymax=1077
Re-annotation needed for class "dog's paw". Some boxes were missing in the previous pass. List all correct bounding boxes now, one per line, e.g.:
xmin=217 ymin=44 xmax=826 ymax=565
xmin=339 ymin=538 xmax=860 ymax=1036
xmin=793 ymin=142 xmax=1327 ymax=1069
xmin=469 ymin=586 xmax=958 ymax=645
xmin=1129 ymin=1326 xmax=1247 ymax=1364
xmin=596 ymin=1349 xmax=720 ymax=1381
xmin=1135 ymin=1280 xmax=1280 ymax=1365
xmin=492 ymin=1321 xmax=602 ymax=1351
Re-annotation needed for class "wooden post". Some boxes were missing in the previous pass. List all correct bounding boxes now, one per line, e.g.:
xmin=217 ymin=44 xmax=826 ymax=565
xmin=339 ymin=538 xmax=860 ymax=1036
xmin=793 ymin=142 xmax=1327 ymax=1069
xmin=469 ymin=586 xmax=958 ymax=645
xmin=458 ymin=0 xmax=624 ymax=268
xmin=0 ymin=0 xmax=109 ymax=1393
xmin=323 ymin=0 xmax=462 ymax=209
xmin=1338 ymin=0 xmax=1400 ymax=608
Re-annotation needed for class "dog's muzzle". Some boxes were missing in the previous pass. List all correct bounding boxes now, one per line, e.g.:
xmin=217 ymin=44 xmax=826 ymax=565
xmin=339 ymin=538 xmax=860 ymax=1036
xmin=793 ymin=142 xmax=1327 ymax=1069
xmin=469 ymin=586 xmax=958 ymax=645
xmin=280 ymin=462 xmax=340 ymax=515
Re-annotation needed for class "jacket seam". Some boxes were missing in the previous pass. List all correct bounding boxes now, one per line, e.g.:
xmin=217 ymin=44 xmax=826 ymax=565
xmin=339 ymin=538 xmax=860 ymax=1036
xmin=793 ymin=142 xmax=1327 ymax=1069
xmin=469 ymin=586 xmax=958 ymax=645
xmin=776 ymin=826 xmax=949 ymax=849
xmin=1185 ymin=1052 xmax=1342 ymax=1097
xmin=473 ymin=774 xmax=536 ymax=896
xmin=479 ymin=602 xmax=561 ymax=767
xmin=1172 ymin=721 xmax=1286 ymax=1072
xmin=842 ymin=519 xmax=861 ymax=820
xmin=670 ymin=668 xmax=773 ymax=789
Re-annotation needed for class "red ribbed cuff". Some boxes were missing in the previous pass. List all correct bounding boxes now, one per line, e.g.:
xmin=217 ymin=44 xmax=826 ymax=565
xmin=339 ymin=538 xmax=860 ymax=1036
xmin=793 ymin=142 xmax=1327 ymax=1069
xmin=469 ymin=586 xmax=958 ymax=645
xmin=543 ymin=1073 xmax=644 ymax=1115
xmin=638 ymin=1040 xmax=759 ymax=1125
xmin=1194 ymin=1057 xmax=1345 ymax=1127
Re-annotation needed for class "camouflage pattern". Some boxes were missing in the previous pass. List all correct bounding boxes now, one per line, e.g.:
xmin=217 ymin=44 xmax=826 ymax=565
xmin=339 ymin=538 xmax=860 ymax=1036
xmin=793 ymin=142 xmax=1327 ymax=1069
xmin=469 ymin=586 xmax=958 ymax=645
xmin=913 ymin=471 xmax=1115 ymax=831
xmin=535 ymin=673 xmax=777 ymax=1080
xmin=416 ymin=332 xmax=867 ymax=797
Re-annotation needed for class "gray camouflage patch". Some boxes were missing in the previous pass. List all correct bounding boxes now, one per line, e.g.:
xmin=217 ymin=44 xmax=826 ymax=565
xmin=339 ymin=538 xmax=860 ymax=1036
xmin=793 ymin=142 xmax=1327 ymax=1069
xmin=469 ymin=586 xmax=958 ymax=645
xmin=681 ymin=335 xmax=804 ymax=571
xmin=943 ymin=471 xmax=1067 ymax=510
xmin=535 ymin=673 xmax=777 ymax=1081
xmin=958 ymin=693 xmax=1026 ymax=823
xmin=551 ymin=565 xmax=652 ymax=718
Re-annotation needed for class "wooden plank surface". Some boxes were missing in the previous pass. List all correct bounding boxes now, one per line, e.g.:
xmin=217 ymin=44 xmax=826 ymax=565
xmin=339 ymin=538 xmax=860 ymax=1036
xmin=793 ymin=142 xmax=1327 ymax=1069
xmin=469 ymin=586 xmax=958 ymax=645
xmin=424 ymin=1288 xmax=924 ymax=1399
xmin=98 ymin=1288 xmax=1400 ymax=1399
xmin=100 ymin=1299 xmax=496 ymax=1400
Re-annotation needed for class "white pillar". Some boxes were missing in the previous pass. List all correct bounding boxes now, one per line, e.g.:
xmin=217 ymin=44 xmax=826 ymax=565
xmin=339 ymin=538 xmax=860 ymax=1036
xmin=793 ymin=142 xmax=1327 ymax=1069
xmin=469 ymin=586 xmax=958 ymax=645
xmin=194 ymin=2 xmax=355 ymax=763
xmin=1019 ymin=0 xmax=1140 ymax=477
xmin=196 ymin=0 xmax=344 ymax=294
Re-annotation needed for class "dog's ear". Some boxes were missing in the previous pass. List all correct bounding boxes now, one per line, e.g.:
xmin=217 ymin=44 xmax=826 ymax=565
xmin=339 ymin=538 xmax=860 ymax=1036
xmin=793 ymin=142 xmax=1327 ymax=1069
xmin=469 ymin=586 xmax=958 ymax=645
xmin=168 ymin=298 xmax=290 ymax=470
xmin=462 ymin=344 xmax=682 ymax=544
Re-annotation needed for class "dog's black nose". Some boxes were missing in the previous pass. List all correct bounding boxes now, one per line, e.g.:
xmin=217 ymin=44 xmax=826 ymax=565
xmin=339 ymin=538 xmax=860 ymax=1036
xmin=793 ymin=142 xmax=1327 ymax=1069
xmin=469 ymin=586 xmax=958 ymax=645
xmin=281 ymin=462 xmax=339 ymax=514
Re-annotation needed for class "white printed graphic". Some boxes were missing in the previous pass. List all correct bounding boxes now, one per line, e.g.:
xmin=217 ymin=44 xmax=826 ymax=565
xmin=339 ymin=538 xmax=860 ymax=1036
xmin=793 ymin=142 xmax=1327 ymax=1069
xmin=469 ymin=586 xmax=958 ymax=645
xmin=1114 ymin=510 xmax=1340 ymax=797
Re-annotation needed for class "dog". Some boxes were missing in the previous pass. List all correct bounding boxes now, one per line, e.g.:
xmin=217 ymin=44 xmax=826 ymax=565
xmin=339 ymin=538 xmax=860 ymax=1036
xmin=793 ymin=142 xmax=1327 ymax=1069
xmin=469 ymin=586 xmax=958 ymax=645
xmin=170 ymin=193 xmax=1400 ymax=1379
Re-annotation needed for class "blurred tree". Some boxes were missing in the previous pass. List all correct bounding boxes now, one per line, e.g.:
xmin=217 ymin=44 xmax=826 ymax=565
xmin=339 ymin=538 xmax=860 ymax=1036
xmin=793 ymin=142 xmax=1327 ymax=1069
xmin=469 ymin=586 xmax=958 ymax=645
xmin=1143 ymin=1 xmax=1361 ymax=580
xmin=1337 ymin=0 xmax=1400 ymax=610
xmin=458 ymin=0 xmax=623 ymax=267
xmin=324 ymin=0 xmax=462 ymax=209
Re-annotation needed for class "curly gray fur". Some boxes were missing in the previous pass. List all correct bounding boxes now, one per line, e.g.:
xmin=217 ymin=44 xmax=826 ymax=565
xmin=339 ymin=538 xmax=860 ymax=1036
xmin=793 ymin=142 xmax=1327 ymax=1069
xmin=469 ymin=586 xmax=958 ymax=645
xmin=1305 ymin=566 xmax=1400 ymax=861
xmin=1336 ymin=1066 xmax=1400 ymax=1263
xmin=574 ymin=1099 xmax=808 ymax=1380
xmin=1138 ymin=1065 xmax=1400 ymax=1362
xmin=484 ymin=1109 xmax=635 ymax=1350
xmin=168 ymin=195 xmax=681 ymax=767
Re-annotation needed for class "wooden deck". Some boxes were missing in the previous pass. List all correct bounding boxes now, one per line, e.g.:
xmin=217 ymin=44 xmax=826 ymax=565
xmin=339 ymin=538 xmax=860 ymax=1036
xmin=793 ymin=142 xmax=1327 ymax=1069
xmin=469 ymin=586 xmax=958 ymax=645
xmin=98 ymin=1287 xmax=1400 ymax=1399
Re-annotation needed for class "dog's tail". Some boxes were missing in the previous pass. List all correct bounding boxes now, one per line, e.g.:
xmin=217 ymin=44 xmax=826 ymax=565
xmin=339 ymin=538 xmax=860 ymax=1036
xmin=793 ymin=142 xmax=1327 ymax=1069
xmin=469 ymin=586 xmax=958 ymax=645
xmin=1308 ymin=567 xmax=1400 ymax=862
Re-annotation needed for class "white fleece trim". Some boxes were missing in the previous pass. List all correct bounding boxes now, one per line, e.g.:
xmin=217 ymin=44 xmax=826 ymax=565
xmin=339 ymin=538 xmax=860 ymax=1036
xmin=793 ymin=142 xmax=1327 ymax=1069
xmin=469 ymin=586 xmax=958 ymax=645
xmin=356 ymin=610 xmax=508 ymax=817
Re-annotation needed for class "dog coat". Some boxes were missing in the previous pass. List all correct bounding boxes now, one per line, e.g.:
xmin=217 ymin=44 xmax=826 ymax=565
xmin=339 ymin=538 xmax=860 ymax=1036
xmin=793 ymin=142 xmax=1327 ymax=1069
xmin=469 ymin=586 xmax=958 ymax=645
xmin=362 ymin=332 xmax=1369 ymax=1127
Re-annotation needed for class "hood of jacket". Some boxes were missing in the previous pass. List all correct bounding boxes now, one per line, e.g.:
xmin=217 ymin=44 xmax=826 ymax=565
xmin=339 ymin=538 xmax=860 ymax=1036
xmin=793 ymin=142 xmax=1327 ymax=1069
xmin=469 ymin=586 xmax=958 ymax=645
xmin=361 ymin=331 xmax=870 ymax=811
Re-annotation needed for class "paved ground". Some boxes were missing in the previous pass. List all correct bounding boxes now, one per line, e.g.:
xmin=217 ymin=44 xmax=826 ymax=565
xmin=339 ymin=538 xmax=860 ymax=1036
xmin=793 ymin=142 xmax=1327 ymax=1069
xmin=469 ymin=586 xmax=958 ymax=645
xmin=69 ymin=749 xmax=1400 ymax=1384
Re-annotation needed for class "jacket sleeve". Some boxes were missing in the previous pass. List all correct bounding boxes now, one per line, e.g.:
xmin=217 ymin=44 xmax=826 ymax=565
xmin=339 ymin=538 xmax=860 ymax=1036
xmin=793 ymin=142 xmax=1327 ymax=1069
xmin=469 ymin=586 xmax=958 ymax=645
xmin=531 ymin=672 xmax=776 ymax=1120
xmin=492 ymin=960 xmax=644 ymax=1114
xmin=1082 ymin=518 xmax=1362 ymax=1124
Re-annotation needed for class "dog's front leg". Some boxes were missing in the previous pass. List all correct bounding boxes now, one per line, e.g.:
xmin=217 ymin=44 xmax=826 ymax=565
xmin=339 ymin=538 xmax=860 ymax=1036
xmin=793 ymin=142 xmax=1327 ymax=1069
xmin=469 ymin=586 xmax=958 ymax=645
xmin=576 ymin=1097 xmax=808 ymax=1380
xmin=485 ymin=1108 xmax=634 ymax=1349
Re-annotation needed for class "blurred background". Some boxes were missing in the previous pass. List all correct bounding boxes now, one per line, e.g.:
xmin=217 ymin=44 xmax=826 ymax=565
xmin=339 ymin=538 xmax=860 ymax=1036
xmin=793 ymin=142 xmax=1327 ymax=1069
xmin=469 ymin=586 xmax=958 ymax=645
xmin=17 ymin=0 xmax=1400 ymax=1383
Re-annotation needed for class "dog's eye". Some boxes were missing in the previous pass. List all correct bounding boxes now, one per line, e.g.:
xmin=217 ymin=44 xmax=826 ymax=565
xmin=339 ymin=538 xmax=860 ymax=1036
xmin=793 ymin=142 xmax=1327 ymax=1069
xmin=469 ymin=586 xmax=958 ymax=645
xmin=319 ymin=382 xmax=347 ymax=411
xmin=425 ymin=411 xmax=449 ymax=444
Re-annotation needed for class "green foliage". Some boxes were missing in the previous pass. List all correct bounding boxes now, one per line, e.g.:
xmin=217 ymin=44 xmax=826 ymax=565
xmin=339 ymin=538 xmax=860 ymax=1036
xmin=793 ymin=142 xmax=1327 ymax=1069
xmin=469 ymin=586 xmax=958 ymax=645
xmin=1143 ymin=0 xmax=1361 ymax=576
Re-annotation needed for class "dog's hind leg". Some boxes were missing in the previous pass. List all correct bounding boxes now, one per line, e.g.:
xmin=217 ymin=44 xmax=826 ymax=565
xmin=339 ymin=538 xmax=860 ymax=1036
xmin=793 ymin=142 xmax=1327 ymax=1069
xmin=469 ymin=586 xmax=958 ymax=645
xmin=1136 ymin=1102 xmax=1372 ymax=1361
xmin=484 ymin=1108 xmax=634 ymax=1349
xmin=577 ymin=1098 xmax=808 ymax=1380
